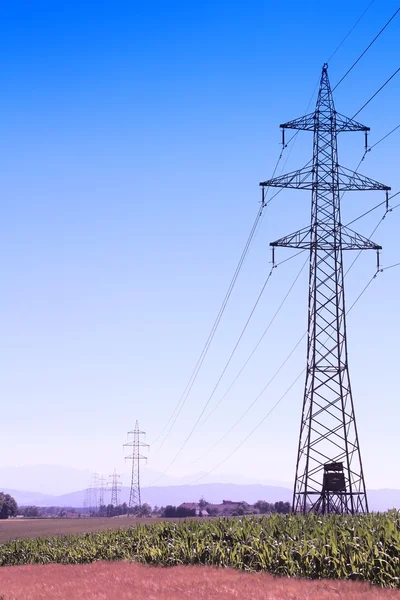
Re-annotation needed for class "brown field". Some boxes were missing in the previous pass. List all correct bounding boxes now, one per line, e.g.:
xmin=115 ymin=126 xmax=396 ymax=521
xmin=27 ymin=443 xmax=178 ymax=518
xmin=0 ymin=516 xmax=151 ymax=543
xmin=0 ymin=562 xmax=399 ymax=599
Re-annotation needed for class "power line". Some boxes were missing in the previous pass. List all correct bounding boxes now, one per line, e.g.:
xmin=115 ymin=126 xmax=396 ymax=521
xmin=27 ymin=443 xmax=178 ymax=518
xmin=150 ymin=266 xmax=277 ymax=481
xmin=151 ymin=104 xmax=309 ymax=455
xmin=151 ymin=205 xmax=263 ymax=449
xmin=191 ymin=332 xmax=306 ymax=465
xmin=254 ymin=80 xmax=321 ymax=238
xmin=333 ymin=7 xmax=400 ymax=91
xmin=187 ymin=266 xmax=276 ymax=436
xmin=346 ymin=208 xmax=389 ymax=276
xmin=344 ymin=190 xmax=400 ymax=278
xmin=152 ymin=197 xmax=322 ymax=477
xmin=190 ymin=370 xmax=305 ymax=485
xmin=260 ymin=8 xmax=397 ymax=236
xmin=327 ymin=0 xmax=376 ymax=63
xmin=346 ymin=270 xmax=379 ymax=312
xmin=345 ymin=191 xmax=400 ymax=228
xmin=187 ymin=260 xmax=392 ymax=486
xmin=352 ymin=67 xmax=400 ymax=119
xmin=153 ymin=113 xmax=398 ymax=474
xmin=193 ymin=256 xmax=309 ymax=434
xmin=381 ymin=261 xmax=400 ymax=271
xmin=344 ymin=199 xmax=386 ymax=227
xmin=187 ymin=198 xmax=399 ymax=471
xmin=347 ymin=260 xmax=400 ymax=310
xmin=248 ymin=2 xmax=381 ymax=252
xmin=150 ymin=17 xmax=398 ymax=483
xmin=368 ymin=123 xmax=400 ymax=151
xmin=284 ymin=1 xmax=379 ymax=150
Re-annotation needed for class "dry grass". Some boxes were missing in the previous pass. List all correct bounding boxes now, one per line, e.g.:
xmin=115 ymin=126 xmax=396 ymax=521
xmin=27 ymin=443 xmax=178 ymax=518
xmin=0 ymin=517 xmax=156 ymax=543
xmin=0 ymin=563 xmax=398 ymax=600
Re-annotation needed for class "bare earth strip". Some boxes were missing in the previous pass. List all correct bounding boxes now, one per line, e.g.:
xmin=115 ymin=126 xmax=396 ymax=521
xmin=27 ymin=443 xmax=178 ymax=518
xmin=0 ymin=563 xmax=399 ymax=600
xmin=0 ymin=517 xmax=154 ymax=543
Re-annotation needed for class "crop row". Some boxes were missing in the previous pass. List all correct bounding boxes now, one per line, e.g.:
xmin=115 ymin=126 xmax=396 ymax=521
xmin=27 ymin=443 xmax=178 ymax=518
xmin=0 ymin=511 xmax=399 ymax=587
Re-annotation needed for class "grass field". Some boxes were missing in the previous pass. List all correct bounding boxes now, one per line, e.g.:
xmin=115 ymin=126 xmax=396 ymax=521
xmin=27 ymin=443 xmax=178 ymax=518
xmin=0 ymin=563 xmax=399 ymax=600
xmin=0 ymin=516 xmax=153 ymax=543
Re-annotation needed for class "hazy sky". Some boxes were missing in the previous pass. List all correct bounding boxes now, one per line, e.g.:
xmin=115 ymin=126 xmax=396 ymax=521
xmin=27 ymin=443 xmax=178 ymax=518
xmin=0 ymin=0 xmax=399 ymax=491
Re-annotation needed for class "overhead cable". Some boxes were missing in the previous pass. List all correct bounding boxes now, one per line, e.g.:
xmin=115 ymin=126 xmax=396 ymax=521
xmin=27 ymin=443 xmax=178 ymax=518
xmin=193 ymin=256 xmax=309 ymax=434
xmin=150 ymin=205 xmax=263 ymax=449
xmin=150 ymin=265 xmax=277 ymax=478
xmin=191 ymin=332 xmax=306 ymax=464
xmin=352 ymin=67 xmax=400 ymax=119
xmin=327 ymin=0 xmax=376 ymax=63
xmin=368 ymin=123 xmax=400 ymax=151
xmin=333 ymin=7 xmax=400 ymax=91
xmin=188 ymin=203 xmax=399 ymax=467
xmin=187 ymin=260 xmax=393 ymax=486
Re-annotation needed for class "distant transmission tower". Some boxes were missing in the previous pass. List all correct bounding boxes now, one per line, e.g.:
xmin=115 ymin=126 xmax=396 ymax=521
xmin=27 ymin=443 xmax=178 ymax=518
xmin=90 ymin=472 xmax=99 ymax=512
xmin=108 ymin=469 xmax=121 ymax=507
xmin=260 ymin=64 xmax=390 ymax=514
xmin=98 ymin=474 xmax=107 ymax=508
xmin=83 ymin=488 xmax=90 ymax=513
xmin=123 ymin=420 xmax=149 ymax=509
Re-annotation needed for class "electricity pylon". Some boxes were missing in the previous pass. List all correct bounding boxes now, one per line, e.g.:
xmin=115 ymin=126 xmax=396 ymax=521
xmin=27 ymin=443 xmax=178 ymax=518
xmin=108 ymin=469 xmax=121 ymax=507
xmin=98 ymin=474 xmax=107 ymax=508
xmin=124 ymin=420 xmax=149 ymax=509
xmin=260 ymin=64 xmax=390 ymax=514
xmin=89 ymin=472 xmax=99 ymax=512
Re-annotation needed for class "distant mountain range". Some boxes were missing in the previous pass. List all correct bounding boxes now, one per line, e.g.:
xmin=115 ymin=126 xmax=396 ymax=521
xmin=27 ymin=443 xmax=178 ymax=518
xmin=2 ymin=483 xmax=399 ymax=513
xmin=0 ymin=465 xmax=398 ymax=512
xmin=0 ymin=464 xmax=292 ymax=495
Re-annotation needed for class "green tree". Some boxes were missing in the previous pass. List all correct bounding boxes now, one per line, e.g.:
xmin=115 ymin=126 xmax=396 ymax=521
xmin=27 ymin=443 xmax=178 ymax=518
xmin=138 ymin=503 xmax=152 ymax=517
xmin=24 ymin=506 xmax=40 ymax=518
xmin=274 ymin=501 xmax=291 ymax=514
xmin=163 ymin=505 xmax=177 ymax=518
xmin=176 ymin=506 xmax=196 ymax=518
xmin=254 ymin=500 xmax=272 ymax=514
xmin=233 ymin=505 xmax=245 ymax=516
xmin=0 ymin=493 xmax=18 ymax=519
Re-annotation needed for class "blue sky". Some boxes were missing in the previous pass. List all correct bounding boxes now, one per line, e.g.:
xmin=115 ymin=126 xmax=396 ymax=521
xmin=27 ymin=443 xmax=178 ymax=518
xmin=0 ymin=0 xmax=399 ymax=491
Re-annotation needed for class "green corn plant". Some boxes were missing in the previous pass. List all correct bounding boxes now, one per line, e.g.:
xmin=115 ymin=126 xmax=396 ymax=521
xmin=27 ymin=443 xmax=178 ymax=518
xmin=0 ymin=512 xmax=398 ymax=587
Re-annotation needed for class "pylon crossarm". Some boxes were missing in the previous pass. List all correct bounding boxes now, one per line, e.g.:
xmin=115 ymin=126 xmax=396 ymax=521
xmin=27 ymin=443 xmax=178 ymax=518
xmin=335 ymin=112 xmax=369 ymax=133
xmin=280 ymin=112 xmax=370 ymax=133
xmin=271 ymin=224 xmax=380 ymax=250
xmin=271 ymin=226 xmax=311 ymax=248
xmin=260 ymin=165 xmax=389 ymax=192
xmin=280 ymin=113 xmax=316 ymax=131
xmin=127 ymin=429 xmax=146 ymax=435
xmin=340 ymin=225 xmax=381 ymax=250
xmin=124 ymin=441 xmax=150 ymax=448
xmin=338 ymin=166 xmax=390 ymax=191
xmin=260 ymin=166 xmax=314 ymax=189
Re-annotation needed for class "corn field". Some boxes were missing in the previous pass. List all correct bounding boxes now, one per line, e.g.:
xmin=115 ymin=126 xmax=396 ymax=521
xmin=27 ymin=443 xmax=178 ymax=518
xmin=1 ymin=511 xmax=399 ymax=587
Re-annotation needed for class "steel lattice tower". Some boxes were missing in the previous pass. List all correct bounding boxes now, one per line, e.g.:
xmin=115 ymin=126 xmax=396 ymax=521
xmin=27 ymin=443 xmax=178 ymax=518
xmin=89 ymin=472 xmax=99 ymax=512
xmin=124 ymin=420 xmax=149 ymax=509
xmin=260 ymin=64 xmax=390 ymax=514
xmin=108 ymin=469 xmax=121 ymax=507
xmin=98 ymin=474 xmax=106 ymax=508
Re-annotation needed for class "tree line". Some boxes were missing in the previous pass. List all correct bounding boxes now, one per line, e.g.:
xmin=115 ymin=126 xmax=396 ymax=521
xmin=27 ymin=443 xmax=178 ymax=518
xmin=12 ymin=498 xmax=292 ymax=519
